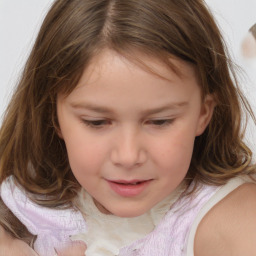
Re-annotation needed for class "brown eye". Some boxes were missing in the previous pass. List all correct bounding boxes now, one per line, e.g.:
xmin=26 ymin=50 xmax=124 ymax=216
xmin=146 ymin=119 xmax=174 ymax=126
xmin=82 ymin=119 xmax=111 ymax=128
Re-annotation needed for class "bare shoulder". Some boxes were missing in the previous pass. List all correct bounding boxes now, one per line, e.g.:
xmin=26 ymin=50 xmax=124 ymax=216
xmin=194 ymin=182 xmax=256 ymax=256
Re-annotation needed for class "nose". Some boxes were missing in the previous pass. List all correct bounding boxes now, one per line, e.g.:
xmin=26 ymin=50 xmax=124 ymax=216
xmin=110 ymin=128 xmax=147 ymax=169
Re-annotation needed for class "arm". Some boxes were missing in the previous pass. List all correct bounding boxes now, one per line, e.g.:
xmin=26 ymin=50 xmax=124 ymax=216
xmin=0 ymin=224 xmax=38 ymax=256
xmin=55 ymin=241 xmax=87 ymax=256
xmin=195 ymin=183 xmax=256 ymax=256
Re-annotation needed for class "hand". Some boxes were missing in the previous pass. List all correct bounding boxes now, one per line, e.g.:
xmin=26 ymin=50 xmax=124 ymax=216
xmin=55 ymin=241 xmax=87 ymax=256
xmin=0 ymin=226 xmax=38 ymax=256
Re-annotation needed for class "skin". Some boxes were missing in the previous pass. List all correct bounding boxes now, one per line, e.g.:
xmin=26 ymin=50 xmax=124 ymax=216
xmin=57 ymin=49 xmax=215 ymax=218
xmin=2 ymin=184 xmax=256 ymax=255
xmin=1 ymin=50 xmax=256 ymax=255
xmin=55 ymin=241 xmax=87 ymax=256
xmin=0 ymin=226 xmax=38 ymax=256
xmin=195 ymin=183 xmax=256 ymax=256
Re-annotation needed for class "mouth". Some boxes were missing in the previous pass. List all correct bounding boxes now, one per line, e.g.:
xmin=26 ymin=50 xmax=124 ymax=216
xmin=112 ymin=180 xmax=148 ymax=185
xmin=106 ymin=179 xmax=152 ymax=197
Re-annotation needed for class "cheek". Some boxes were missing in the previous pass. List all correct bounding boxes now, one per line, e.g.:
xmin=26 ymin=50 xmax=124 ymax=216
xmin=63 ymin=134 xmax=108 ymax=179
xmin=152 ymin=129 xmax=195 ymax=176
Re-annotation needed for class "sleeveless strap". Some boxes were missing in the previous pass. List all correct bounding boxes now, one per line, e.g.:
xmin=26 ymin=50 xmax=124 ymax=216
xmin=186 ymin=176 xmax=253 ymax=255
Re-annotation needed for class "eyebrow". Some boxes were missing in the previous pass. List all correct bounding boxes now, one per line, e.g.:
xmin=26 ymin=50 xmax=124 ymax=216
xmin=70 ymin=101 xmax=188 ymax=115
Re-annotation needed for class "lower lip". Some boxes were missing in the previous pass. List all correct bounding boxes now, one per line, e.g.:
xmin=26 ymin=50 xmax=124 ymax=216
xmin=107 ymin=180 xmax=152 ymax=197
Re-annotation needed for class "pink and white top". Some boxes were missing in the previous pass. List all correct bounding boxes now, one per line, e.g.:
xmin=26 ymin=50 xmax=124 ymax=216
xmin=0 ymin=176 xmax=249 ymax=256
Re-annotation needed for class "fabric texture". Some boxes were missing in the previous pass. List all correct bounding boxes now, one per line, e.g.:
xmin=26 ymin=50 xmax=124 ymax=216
xmin=0 ymin=176 xmax=250 ymax=256
xmin=118 ymin=184 xmax=219 ymax=256
xmin=72 ymin=188 xmax=183 ymax=256
xmin=0 ymin=177 xmax=87 ymax=255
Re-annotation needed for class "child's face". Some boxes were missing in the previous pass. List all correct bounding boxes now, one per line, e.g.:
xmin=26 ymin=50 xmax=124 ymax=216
xmin=57 ymin=50 xmax=214 ymax=217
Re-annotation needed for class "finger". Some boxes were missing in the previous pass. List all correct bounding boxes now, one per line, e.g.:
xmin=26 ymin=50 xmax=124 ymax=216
xmin=55 ymin=241 xmax=86 ymax=256
xmin=0 ymin=244 xmax=38 ymax=256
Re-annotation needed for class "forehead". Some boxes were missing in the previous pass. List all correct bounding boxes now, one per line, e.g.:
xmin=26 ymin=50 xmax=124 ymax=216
xmin=76 ymin=49 xmax=197 ymax=88
xmin=58 ymin=49 xmax=201 ymax=108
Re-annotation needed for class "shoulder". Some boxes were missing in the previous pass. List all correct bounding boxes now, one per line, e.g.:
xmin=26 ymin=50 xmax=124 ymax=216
xmin=194 ymin=182 xmax=256 ymax=256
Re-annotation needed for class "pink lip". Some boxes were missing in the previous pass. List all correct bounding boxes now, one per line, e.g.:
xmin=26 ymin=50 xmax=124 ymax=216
xmin=107 ymin=179 xmax=152 ymax=197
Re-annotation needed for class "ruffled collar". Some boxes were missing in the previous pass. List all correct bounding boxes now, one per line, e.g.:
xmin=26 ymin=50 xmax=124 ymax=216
xmin=71 ymin=187 xmax=184 ymax=256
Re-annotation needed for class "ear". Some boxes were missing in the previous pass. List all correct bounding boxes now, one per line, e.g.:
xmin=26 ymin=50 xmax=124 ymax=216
xmin=196 ymin=94 xmax=216 ymax=136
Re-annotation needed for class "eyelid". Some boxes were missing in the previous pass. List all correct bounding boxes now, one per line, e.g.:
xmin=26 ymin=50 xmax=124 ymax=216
xmin=81 ymin=118 xmax=112 ymax=128
xmin=80 ymin=116 xmax=176 ymax=129
xmin=145 ymin=118 xmax=175 ymax=126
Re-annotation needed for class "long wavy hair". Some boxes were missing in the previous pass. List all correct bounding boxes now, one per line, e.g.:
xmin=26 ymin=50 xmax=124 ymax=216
xmin=0 ymin=0 xmax=255 ymax=210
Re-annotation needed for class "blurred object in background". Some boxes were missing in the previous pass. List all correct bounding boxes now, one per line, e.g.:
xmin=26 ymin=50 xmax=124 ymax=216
xmin=240 ymin=23 xmax=256 ymax=160
xmin=241 ymin=24 xmax=256 ymax=60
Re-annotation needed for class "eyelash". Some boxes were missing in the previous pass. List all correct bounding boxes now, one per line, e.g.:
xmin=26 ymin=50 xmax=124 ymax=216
xmin=82 ymin=119 xmax=111 ymax=128
xmin=145 ymin=119 xmax=174 ymax=127
xmin=82 ymin=119 xmax=175 ymax=129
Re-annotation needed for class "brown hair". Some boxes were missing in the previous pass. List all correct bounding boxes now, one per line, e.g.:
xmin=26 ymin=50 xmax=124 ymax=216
xmin=0 ymin=0 xmax=255 ymax=210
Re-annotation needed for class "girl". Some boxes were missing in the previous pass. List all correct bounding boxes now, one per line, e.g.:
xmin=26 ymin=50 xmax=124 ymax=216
xmin=1 ymin=0 xmax=256 ymax=255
